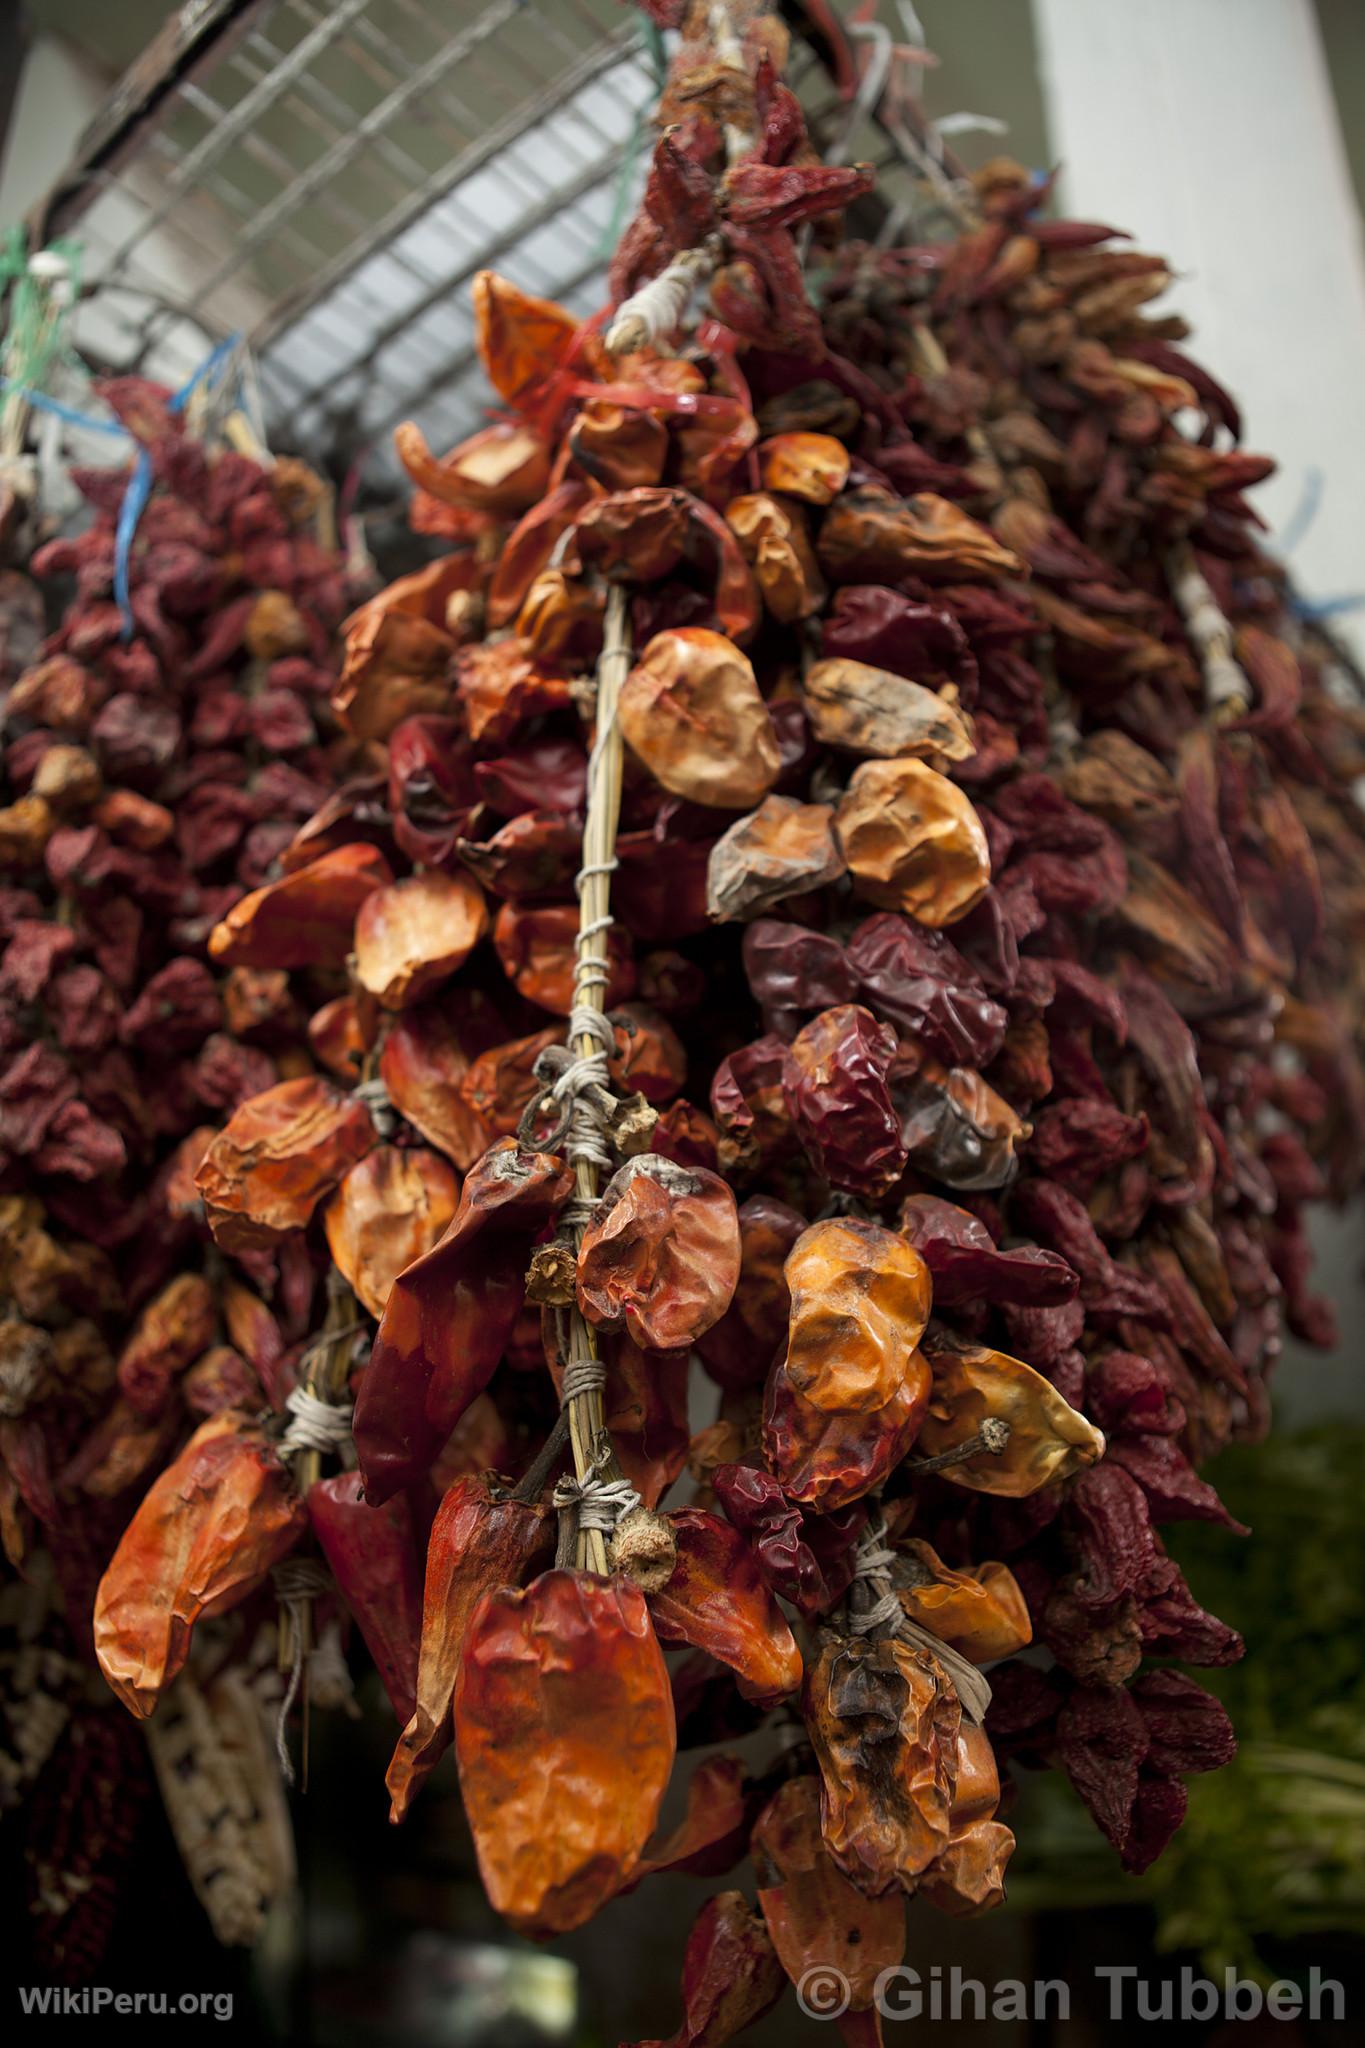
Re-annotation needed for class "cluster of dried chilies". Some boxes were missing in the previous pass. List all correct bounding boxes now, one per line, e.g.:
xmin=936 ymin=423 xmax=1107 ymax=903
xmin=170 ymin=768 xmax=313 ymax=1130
xmin=4 ymin=0 xmax=1365 ymax=2029
xmin=0 ymin=386 xmax=353 ymax=1960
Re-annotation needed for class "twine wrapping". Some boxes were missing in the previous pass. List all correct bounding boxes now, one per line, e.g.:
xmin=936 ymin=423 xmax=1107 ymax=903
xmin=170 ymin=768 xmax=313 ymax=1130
xmin=270 ymin=1557 xmax=332 ymax=1785
xmin=842 ymin=1517 xmax=992 ymax=1724
xmin=605 ymin=244 xmax=716 ymax=358
xmin=279 ymin=1383 xmax=353 ymax=1462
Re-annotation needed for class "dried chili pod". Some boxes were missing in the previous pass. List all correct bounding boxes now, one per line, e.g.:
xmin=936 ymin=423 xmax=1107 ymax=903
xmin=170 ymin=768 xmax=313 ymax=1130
xmin=378 ymin=998 xmax=494 ymax=1170
xmin=916 ymin=1818 xmax=1015 ymax=1916
xmin=757 ymin=432 xmax=851 ymax=504
xmin=835 ymin=759 xmax=990 ymax=926
xmin=308 ymin=1474 xmax=424 ymax=1725
xmin=322 ymin=1145 xmax=459 ymax=1320
xmin=631 ymin=1889 xmax=785 ymax=2048
xmin=93 ymin=1411 xmax=306 ymax=1718
xmin=804 ymin=1634 xmax=961 ymax=1894
xmin=630 ymin=1752 xmax=750 ymax=1885
xmin=713 ymin=1463 xmax=865 ymax=1618
xmin=473 ymin=269 xmax=589 ymax=409
xmin=569 ymin=399 xmax=669 ymax=490
xmin=452 ymin=1569 xmax=675 ymax=1936
xmin=845 ymin=914 xmax=1007 ymax=1069
xmin=455 ymin=639 xmax=571 ymax=741
xmin=208 ymin=843 xmax=393 ymax=969
xmin=196 ymin=1076 xmax=377 ymax=1253
xmin=725 ymin=489 xmax=827 ymax=625
xmin=386 ymin=1474 xmax=554 ymax=1820
xmin=706 ymin=795 xmax=845 ymax=923
xmin=696 ymin=1193 xmax=805 ymax=1392
xmin=493 ymin=900 xmax=636 ymax=1015
xmin=893 ymin=1540 xmax=1032 ymax=1662
xmin=393 ymin=417 xmax=550 ymax=513
xmin=710 ymin=1034 xmax=796 ymax=1174
xmin=741 ymin=921 xmax=856 ymax=1021
xmin=353 ymin=870 xmax=489 ymax=1009
xmin=782 ymin=1006 xmax=907 ymax=1196
xmin=619 ymin=628 xmax=781 ymax=808
xmin=752 ymin=1775 xmax=905 ymax=2010
xmin=458 ymin=1026 xmax=560 ymax=1148
xmin=576 ymin=1155 xmax=740 ymax=1351
xmin=818 ymin=490 xmax=1023 ymax=585
xmin=782 ymin=1219 xmax=931 ymax=1412
xmin=646 ymin=1507 xmax=802 ymax=1705
xmin=764 ymin=1357 xmax=930 ymax=1512
xmin=334 ymin=607 xmax=456 ymax=741
xmin=917 ymin=1336 xmax=1105 ymax=1494
xmin=354 ymin=1140 xmax=571 ymax=1504
xmin=916 ymin=1723 xmax=1014 ymax=1915
xmin=457 ymin=810 xmax=581 ymax=900
xmin=802 ymin=659 xmax=975 ymax=763
xmin=893 ymin=1058 xmax=1028 ymax=1191
xmin=897 ymin=1194 xmax=1077 ymax=1307
xmin=115 ymin=1272 xmax=216 ymax=1417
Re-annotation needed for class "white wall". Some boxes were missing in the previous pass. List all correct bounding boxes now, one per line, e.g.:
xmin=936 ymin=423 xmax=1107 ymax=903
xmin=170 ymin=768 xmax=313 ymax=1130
xmin=1032 ymin=0 xmax=1365 ymax=655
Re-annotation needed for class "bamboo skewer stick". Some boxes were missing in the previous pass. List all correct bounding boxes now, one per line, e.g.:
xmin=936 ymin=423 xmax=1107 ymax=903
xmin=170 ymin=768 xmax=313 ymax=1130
xmin=560 ymin=583 xmax=632 ymax=1575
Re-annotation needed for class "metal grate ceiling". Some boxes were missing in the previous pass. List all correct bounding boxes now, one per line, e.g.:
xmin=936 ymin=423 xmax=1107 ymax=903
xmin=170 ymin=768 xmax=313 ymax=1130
xmin=29 ymin=1 xmax=662 ymax=477
xmin=24 ymin=1 xmax=1003 ymax=493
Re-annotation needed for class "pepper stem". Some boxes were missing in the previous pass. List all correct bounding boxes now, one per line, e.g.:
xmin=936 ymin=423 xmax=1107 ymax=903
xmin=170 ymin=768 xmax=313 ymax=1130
xmin=907 ymin=1415 xmax=1012 ymax=1476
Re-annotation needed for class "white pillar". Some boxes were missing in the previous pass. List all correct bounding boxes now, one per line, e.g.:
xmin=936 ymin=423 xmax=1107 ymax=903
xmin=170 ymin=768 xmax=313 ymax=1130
xmin=1030 ymin=0 xmax=1365 ymax=655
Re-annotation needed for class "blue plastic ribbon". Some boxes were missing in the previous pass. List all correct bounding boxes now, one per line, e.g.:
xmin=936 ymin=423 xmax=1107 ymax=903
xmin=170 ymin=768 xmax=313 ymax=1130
xmin=112 ymin=331 xmax=243 ymax=638
xmin=0 ymin=376 xmax=128 ymax=436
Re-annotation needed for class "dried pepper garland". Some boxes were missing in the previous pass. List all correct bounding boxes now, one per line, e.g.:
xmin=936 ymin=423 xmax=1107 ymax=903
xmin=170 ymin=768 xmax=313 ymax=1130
xmin=7 ymin=0 xmax=1358 ymax=2027
xmin=0 ymin=384 xmax=358 ymax=1956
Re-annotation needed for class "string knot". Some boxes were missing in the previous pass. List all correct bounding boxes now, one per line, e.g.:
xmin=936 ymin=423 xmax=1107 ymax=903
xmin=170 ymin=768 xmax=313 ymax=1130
xmin=552 ymin=1473 xmax=641 ymax=1535
xmin=279 ymin=1383 xmax=353 ymax=1461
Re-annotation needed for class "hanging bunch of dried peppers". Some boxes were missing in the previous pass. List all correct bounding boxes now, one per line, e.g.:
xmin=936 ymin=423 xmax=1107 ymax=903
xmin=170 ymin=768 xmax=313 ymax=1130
xmin=0 ymin=379 xmax=359 ymax=1959
xmin=2 ymin=0 xmax=1363 ymax=2027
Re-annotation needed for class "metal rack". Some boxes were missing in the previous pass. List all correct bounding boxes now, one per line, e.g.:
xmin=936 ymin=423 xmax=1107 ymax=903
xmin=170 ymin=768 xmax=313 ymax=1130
xmin=24 ymin=1 xmax=940 ymax=489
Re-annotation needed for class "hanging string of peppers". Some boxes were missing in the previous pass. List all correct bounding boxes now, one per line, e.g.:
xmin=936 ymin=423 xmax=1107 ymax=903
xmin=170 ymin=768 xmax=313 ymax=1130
xmin=0 ymin=0 xmax=1363 ymax=2025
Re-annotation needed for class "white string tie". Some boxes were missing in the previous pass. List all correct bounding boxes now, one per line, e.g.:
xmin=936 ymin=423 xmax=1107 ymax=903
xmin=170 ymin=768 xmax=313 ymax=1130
xmin=605 ymin=245 xmax=717 ymax=357
xmin=279 ymin=1383 xmax=353 ymax=1461
xmin=552 ymin=1474 xmax=641 ymax=1534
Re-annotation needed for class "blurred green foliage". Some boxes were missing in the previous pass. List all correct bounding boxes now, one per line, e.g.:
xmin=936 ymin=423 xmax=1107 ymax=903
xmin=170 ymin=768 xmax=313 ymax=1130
xmin=1007 ymin=1425 xmax=1365 ymax=1974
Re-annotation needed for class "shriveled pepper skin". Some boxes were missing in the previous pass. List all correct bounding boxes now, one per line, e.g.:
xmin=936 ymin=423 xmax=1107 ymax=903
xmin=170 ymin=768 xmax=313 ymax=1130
xmin=93 ymin=1411 xmax=306 ymax=1719
xmin=452 ymin=1569 xmax=676 ymax=1936
xmin=804 ymin=1634 xmax=962 ymax=1896
xmin=782 ymin=1218 xmax=932 ymax=1412
xmin=631 ymin=1889 xmax=786 ymax=2048
xmin=386 ymin=1475 xmax=553 ymax=1821
xmin=647 ymin=1508 xmax=803 ymax=1705
xmin=918 ymin=1337 xmax=1105 ymax=1495
xmin=308 ymin=1472 xmax=424 ymax=1725
xmin=576 ymin=1156 xmax=740 ymax=1351
xmin=353 ymin=1139 xmax=572 ymax=1504
xmin=752 ymin=1775 xmax=905 ymax=2010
